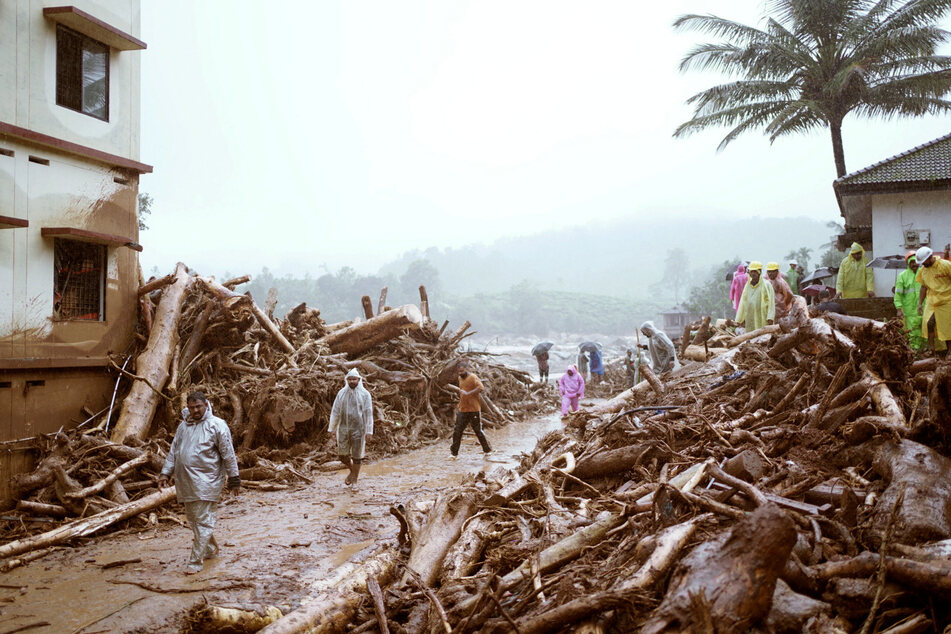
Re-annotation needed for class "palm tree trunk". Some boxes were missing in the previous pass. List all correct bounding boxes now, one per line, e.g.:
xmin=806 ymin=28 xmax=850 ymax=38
xmin=830 ymin=120 xmax=847 ymax=178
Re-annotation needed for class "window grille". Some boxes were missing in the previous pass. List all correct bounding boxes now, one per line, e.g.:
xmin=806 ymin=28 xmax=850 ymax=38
xmin=55 ymin=25 xmax=109 ymax=121
xmin=53 ymin=239 xmax=105 ymax=321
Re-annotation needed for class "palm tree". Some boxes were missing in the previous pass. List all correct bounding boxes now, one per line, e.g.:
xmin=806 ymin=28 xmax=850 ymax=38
xmin=673 ymin=0 xmax=951 ymax=177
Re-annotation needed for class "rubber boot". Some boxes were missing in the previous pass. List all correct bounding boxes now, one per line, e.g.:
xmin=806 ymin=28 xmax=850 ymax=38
xmin=350 ymin=459 xmax=362 ymax=485
xmin=340 ymin=455 xmax=353 ymax=484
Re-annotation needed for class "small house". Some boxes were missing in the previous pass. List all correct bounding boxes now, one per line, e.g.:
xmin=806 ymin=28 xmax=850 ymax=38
xmin=659 ymin=304 xmax=699 ymax=341
xmin=834 ymin=132 xmax=951 ymax=297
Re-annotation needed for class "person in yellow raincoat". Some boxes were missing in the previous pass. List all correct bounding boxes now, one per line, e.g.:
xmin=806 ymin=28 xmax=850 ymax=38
xmin=735 ymin=261 xmax=775 ymax=331
xmin=835 ymin=242 xmax=875 ymax=298
xmin=915 ymin=246 xmax=951 ymax=356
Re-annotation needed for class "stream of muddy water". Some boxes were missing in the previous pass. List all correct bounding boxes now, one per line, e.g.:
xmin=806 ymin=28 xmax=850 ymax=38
xmin=0 ymin=406 xmax=576 ymax=633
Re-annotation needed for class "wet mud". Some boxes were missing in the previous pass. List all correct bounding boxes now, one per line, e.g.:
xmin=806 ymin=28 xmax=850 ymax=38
xmin=0 ymin=411 xmax=567 ymax=633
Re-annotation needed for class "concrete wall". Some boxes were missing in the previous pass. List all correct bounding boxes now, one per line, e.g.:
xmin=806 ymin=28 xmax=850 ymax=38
xmin=0 ymin=0 xmax=144 ymax=443
xmin=871 ymin=190 xmax=951 ymax=297
xmin=0 ymin=0 xmax=142 ymax=159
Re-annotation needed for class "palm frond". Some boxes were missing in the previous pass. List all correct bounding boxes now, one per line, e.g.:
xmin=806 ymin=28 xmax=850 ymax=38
xmin=673 ymin=14 xmax=769 ymax=46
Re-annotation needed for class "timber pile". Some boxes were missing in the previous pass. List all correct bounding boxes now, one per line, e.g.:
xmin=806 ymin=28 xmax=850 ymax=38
xmin=294 ymin=308 xmax=951 ymax=633
xmin=1 ymin=265 xmax=550 ymax=549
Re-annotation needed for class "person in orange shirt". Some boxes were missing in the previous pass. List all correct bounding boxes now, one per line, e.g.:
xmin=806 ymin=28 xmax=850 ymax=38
xmin=450 ymin=360 xmax=492 ymax=457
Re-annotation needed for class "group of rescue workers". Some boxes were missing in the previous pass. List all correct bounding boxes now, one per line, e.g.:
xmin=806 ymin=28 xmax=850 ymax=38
xmin=730 ymin=242 xmax=951 ymax=356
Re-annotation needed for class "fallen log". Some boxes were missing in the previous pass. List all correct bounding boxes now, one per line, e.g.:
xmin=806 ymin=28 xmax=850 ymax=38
xmin=727 ymin=324 xmax=782 ymax=347
xmin=318 ymin=304 xmax=423 ymax=356
xmin=811 ymin=551 xmax=951 ymax=596
xmin=0 ymin=487 xmax=177 ymax=560
xmin=682 ymin=345 xmax=728 ymax=362
xmin=639 ymin=364 xmax=665 ymax=396
xmin=111 ymin=263 xmax=192 ymax=444
xmin=405 ymin=489 xmax=480 ymax=587
xmin=640 ymin=504 xmax=797 ymax=634
xmin=63 ymin=452 xmax=150 ymax=500
xmin=871 ymin=440 xmax=951 ymax=544
xmin=573 ymin=444 xmax=652 ymax=480
xmin=191 ymin=604 xmax=284 ymax=632
xmin=862 ymin=364 xmax=907 ymax=433
xmin=259 ymin=546 xmax=399 ymax=634
xmin=16 ymin=500 xmax=67 ymax=518
xmin=823 ymin=312 xmax=887 ymax=332
xmin=137 ymin=272 xmax=176 ymax=297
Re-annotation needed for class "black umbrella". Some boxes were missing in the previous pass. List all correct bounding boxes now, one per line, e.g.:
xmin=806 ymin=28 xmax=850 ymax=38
xmin=866 ymin=255 xmax=908 ymax=270
xmin=579 ymin=341 xmax=602 ymax=354
xmin=531 ymin=341 xmax=554 ymax=356
xmin=800 ymin=284 xmax=836 ymax=297
xmin=800 ymin=266 xmax=838 ymax=285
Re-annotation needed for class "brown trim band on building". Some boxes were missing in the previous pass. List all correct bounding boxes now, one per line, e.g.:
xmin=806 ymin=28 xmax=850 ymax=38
xmin=43 ymin=6 xmax=147 ymax=51
xmin=0 ymin=122 xmax=153 ymax=174
xmin=41 ymin=227 xmax=143 ymax=251
xmin=0 ymin=215 xmax=28 ymax=229
xmin=0 ymin=357 xmax=111 ymax=370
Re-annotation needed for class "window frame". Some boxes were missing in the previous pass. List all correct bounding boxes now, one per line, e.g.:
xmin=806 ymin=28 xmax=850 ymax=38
xmin=55 ymin=24 xmax=110 ymax=121
xmin=52 ymin=238 xmax=107 ymax=322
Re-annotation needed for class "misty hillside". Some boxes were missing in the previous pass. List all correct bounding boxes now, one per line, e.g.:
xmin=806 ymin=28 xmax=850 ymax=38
xmin=380 ymin=216 xmax=834 ymax=302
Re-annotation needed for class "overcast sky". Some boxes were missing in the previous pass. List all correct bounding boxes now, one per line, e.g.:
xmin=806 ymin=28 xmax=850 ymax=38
xmin=138 ymin=1 xmax=951 ymax=277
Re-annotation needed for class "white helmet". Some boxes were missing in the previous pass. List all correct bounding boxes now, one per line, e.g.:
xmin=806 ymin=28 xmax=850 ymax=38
xmin=916 ymin=246 xmax=934 ymax=263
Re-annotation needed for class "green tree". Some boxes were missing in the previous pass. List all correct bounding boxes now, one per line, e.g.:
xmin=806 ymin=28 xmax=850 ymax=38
xmin=674 ymin=0 xmax=951 ymax=177
xmin=785 ymin=246 xmax=813 ymax=272
xmin=686 ymin=258 xmax=739 ymax=319
xmin=662 ymin=248 xmax=691 ymax=304
xmin=137 ymin=192 xmax=153 ymax=231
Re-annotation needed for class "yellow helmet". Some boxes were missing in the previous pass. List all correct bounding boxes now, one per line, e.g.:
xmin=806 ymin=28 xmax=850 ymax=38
xmin=747 ymin=261 xmax=763 ymax=271
xmin=765 ymin=262 xmax=780 ymax=271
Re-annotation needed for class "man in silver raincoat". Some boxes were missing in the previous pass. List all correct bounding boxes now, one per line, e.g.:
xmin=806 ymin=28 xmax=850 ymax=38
xmin=159 ymin=391 xmax=240 ymax=574
xmin=329 ymin=368 xmax=374 ymax=486
xmin=640 ymin=321 xmax=681 ymax=374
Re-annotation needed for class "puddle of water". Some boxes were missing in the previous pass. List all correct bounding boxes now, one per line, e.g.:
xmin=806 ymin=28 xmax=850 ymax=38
xmin=327 ymin=539 xmax=375 ymax=569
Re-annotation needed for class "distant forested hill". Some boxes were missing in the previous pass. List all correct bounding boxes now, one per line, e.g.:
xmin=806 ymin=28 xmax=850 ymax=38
xmin=379 ymin=216 xmax=833 ymax=302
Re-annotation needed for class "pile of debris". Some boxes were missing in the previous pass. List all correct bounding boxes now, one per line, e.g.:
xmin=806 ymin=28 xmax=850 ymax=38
xmin=276 ymin=298 xmax=951 ymax=633
xmin=1 ymin=263 xmax=550 ymax=550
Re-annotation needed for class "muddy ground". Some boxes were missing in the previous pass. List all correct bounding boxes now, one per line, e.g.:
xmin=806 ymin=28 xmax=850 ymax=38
xmin=0 ymin=407 xmax=579 ymax=633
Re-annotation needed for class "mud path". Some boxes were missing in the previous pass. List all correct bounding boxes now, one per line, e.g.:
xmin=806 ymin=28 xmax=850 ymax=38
xmin=0 ymin=409 xmax=568 ymax=633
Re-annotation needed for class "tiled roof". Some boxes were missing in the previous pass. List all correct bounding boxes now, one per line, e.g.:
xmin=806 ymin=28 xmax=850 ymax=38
xmin=836 ymin=132 xmax=951 ymax=187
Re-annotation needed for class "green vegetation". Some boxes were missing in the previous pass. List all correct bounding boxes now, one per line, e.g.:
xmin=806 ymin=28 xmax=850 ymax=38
xmin=674 ymin=0 xmax=951 ymax=177
xmin=685 ymin=258 xmax=739 ymax=320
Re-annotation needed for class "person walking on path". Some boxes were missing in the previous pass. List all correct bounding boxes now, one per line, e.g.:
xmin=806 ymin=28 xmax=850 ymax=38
xmin=916 ymin=246 xmax=951 ymax=356
xmin=766 ymin=262 xmax=795 ymax=320
xmin=450 ymin=360 xmax=492 ymax=457
xmin=640 ymin=321 xmax=680 ymax=374
xmin=328 ymin=368 xmax=374 ymax=486
xmin=577 ymin=350 xmax=589 ymax=379
xmin=558 ymin=364 xmax=585 ymax=417
xmin=735 ymin=261 xmax=775 ymax=331
xmin=534 ymin=349 xmax=550 ymax=383
xmin=836 ymin=242 xmax=875 ymax=298
xmin=729 ymin=263 xmax=748 ymax=311
xmin=159 ymin=392 xmax=240 ymax=575
xmin=588 ymin=348 xmax=604 ymax=384
xmin=786 ymin=261 xmax=800 ymax=294
xmin=894 ymin=252 xmax=924 ymax=351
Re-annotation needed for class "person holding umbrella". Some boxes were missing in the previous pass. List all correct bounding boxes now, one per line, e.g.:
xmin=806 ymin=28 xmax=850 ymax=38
xmin=894 ymin=252 xmax=924 ymax=351
xmin=531 ymin=342 xmax=553 ymax=383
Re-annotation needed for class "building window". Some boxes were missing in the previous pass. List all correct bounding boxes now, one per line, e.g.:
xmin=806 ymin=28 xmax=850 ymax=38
xmin=55 ymin=25 xmax=109 ymax=121
xmin=53 ymin=239 xmax=106 ymax=321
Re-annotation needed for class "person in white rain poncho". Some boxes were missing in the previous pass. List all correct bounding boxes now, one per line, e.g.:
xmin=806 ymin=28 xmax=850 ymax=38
xmin=640 ymin=321 xmax=681 ymax=374
xmin=329 ymin=368 xmax=374 ymax=486
xmin=159 ymin=392 xmax=240 ymax=575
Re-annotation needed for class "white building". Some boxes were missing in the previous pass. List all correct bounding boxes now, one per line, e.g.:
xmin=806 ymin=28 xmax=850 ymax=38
xmin=0 ymin=1 xmax=148 ymax=498
xmin=834 ymin=132 xmax=951 ymax=298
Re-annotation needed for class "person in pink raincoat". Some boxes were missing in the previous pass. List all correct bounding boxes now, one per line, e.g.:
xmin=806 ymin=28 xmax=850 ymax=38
xmin=729 ymin=263 xmax=748 ymax=311
xmin=558 ymin=365 xmax=585 ymax=417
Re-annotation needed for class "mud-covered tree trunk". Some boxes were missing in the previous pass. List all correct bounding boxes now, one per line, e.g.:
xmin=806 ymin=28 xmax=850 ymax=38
xmin=872 ymin=440 xmax=951 ymax=544
xmin=640 ymin=504 xmax=796 ymax=633
xmin=319 ymin=304 xmax=423 ymax=356
xmin=111 ymin=263 xmax=192 ymax=444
